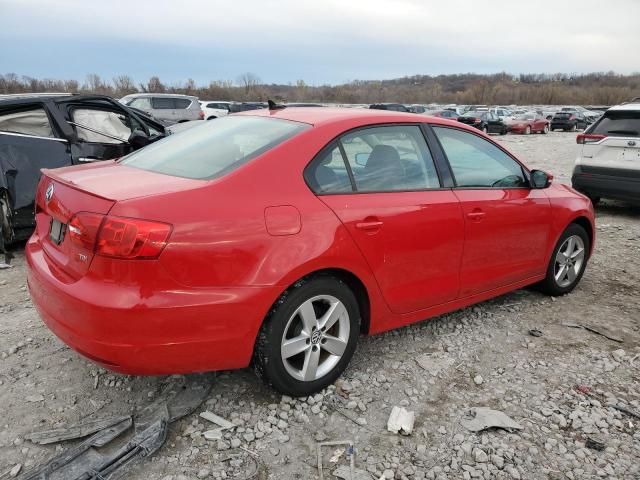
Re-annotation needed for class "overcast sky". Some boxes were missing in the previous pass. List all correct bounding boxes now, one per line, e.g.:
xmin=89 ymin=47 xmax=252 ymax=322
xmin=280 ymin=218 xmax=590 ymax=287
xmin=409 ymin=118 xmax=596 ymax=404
xmin=1 ymin=0 xmax=638 ymax=86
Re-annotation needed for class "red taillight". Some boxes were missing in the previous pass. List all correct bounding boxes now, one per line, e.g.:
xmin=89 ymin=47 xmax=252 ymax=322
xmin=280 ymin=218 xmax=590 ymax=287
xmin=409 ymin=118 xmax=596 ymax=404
xmin=569 ymin=115 xmax=576 ymax=120
xmin=66 ymin=213 xmax=171 ymax=259
xmin=473 ymin=118 xmax=480 ymax=123
xmin=199 ymin=110 xmax=204 ymax=120
xmin=96 ymin=216 xmax=172 ymax=259
xmin=576 ymin=134 xmax=606 ymax=144
xmin=68 ymin=213 xmax=104 ymax=250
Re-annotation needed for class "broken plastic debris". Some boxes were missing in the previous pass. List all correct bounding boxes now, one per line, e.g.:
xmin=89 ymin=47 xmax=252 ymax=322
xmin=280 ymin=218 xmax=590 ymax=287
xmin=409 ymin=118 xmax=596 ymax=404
xmin=387 ymin=406 xmax=415 ymax=435
xmin=460 ymin=407 xmax=523 ymax=432
xmin=26 ymin=414 xmax=131 ymax=445
xmin=200 ymin=410 xmax=235 ymax=430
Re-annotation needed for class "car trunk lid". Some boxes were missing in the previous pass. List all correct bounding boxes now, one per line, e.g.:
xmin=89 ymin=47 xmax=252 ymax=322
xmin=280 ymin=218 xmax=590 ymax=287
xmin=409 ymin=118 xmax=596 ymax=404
xmin=35 ymin=161 xmax=202 ymax=280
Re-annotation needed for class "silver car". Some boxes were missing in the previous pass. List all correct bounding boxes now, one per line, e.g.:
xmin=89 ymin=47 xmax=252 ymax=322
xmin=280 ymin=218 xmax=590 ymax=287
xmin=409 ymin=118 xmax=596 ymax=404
xmin=120 ymin=93 xmax=203 ymax=124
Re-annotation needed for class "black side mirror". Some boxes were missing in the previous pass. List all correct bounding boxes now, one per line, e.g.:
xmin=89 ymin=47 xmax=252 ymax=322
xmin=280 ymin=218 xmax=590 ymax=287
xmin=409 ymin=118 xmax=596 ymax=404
xmin=531 ymin=169 xmax=552 ymax=189
xmin=128 ymin=129 xmax=150 ymax=150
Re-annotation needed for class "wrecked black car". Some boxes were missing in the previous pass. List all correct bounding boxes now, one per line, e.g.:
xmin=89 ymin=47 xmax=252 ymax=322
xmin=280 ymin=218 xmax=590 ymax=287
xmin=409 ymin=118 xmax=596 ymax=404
xmin=0 ymin=94 xmax=167 ymax=248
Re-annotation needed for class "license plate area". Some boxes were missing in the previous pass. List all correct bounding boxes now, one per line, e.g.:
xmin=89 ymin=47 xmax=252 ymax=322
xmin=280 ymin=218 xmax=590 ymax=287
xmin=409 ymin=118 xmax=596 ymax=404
xmin=49 ymin=218 xmax=66 ymax=245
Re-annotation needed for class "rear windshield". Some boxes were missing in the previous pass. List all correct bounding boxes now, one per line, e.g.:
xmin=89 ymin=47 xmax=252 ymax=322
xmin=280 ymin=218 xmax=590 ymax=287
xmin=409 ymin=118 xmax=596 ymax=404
xmin=591 ymin=110 xmax=640 ymax=137
xmin=120 ymin=116 xmax=309 ymax=179
xmin=554 ymin=112 xmax=572 ymax=117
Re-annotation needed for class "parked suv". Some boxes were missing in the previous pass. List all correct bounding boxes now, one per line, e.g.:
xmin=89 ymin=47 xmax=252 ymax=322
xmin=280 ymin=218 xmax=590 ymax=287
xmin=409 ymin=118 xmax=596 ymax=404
xmin=120 ymin=93 xmax=203 ymax=124
xmin=572 ymin=101 xmax=640 ymax=204
xmin=200 ymin=100 xmax=231 ymax=120
xmin=458 ymin=111 xmax=508 ymax=135
xmin=550 ymin=111 xmax=588 ymax=131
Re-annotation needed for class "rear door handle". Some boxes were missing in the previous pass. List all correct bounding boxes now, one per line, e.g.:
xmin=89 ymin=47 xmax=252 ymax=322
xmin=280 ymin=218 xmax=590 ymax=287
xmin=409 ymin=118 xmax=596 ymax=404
xmin=466 ymin=209 xmax=486 ymax=221
xmin=355 ymin=219 xmax=383 ymax=231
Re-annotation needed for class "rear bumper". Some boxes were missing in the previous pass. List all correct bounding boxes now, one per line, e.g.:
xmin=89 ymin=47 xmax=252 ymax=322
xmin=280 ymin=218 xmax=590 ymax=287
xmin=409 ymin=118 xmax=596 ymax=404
xmin=572 ymin=165 xmax=640 ymax=202
xmin=551 ymin=122 xmax=574 ymax=130
xmin=26 ymin=236 xmax=279 ymax=375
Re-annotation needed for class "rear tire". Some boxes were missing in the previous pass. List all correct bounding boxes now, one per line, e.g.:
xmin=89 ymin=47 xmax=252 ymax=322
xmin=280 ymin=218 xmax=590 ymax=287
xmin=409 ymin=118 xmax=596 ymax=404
xmin=542 ymin=124 xmax=549 ymax=134
xmin=253 ymin=276 xmax=360 ymax=396
xmin=525 ymin=126 xmax=531 ymax=135
xmin=536 ymin=224 xmax=590 ymax=296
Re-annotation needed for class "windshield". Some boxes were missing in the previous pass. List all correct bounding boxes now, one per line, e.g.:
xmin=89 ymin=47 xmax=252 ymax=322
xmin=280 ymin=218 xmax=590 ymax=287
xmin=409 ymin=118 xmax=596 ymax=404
xmin=463 ymin=111 xmax=483 ymax=117
xmin=120 ymin=116 xmax=309 ymax=179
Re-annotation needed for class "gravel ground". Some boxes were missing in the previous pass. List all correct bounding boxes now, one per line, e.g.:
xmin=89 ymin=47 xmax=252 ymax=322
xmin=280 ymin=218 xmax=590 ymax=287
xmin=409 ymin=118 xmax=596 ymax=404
xmin=1 ymin=131 xmax=639 ymax=480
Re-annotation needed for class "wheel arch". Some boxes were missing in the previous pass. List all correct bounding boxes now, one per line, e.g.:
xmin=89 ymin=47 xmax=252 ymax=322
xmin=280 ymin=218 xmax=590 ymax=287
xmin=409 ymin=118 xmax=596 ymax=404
xmin=570 ymin=215 xmax=594 ymax=257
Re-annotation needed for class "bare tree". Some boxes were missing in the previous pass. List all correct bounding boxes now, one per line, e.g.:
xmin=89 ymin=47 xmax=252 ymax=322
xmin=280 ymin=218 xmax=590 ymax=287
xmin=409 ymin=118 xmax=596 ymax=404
xmin=147 ymin=76 xmax=166 ymax=93
xmin=113 ymin=75 xmax=137 ymax=96
xmin=238 ymin=72 xmax=261 ymax=94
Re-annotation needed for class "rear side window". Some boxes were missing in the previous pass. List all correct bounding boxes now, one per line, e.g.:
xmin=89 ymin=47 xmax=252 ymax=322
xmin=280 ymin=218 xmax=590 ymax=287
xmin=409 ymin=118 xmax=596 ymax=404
xmin=305 ymin=125 xmax=441 ymax=194
xmin=0 ymin=108 xmax=54 ymax=137
xmin=152 ymin=97 xmax=175 ymax=109
xmin=433 ymin=127 xmax=526 ymax=188
xmin=174 ymin=98 xmax=191 ymax=109
xmin=120 ymin=116 xmax=308 ymax=180
xmin=591 ymin=110 xmax=640 ymax=137
xmin=128 ymin=97 xmax=152 ymax=109
xmin=72 ymin=109 xmax=131 ymax=144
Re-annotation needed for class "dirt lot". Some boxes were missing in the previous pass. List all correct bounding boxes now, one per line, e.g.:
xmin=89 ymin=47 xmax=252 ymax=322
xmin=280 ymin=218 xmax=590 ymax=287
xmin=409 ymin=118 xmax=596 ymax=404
xmin=1 ymin=131 xmax=639 ymax=480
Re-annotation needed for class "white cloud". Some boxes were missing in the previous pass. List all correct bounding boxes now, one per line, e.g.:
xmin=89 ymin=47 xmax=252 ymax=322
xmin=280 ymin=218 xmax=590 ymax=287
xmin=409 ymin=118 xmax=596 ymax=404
xmin=2 ymin=0 xmax=639 ymax=79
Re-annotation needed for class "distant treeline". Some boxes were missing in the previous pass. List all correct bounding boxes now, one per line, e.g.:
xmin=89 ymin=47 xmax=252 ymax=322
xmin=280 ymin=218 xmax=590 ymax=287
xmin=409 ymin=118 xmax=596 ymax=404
xmin=1 ymin=71 xmax=639 ymax=105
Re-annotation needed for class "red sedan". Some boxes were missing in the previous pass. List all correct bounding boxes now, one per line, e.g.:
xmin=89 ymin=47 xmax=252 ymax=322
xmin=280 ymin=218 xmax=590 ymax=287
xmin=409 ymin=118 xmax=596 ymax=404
xmin=27 ymin=107 xmax=594 ymax=396
xmin=509 ymin=112 xmax=550 ymax=134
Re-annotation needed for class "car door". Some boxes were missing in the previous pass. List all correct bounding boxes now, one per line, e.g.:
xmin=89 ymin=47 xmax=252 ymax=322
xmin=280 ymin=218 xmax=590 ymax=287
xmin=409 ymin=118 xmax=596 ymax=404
xmin=65 ymin=103 xmax=137 ymax=163
xmin=0 ymin=105 xmax=72 ymax=232
xmin=151 ymin=97 xmax=176 ymax=123
xmin=431 ymin=125 xmax=551 ymax=297
xmin=307 ymin=124 xmax=464 ymax=314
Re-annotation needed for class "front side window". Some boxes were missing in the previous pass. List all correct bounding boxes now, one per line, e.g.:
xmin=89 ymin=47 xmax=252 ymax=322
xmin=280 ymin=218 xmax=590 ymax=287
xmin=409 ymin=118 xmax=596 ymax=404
xmin=152 ymin=97 xmax=175 ymax=109
xmin=128 ymin=97 xmax=152 ymax=110
xmin=120 ymin=116 xmax=308 ymax=180
xmin=433 ymin=126 xmax=527 ymax=188
xmin=72 ymin=109 xmax=131 ymax=144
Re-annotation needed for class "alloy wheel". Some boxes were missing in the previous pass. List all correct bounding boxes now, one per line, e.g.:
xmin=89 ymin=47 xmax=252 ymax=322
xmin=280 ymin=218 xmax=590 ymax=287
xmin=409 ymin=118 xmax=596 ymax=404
xmin=280 ymin=295 xmax=350 ymax=382
xmin=554 ymin=235 xmax=585 ymax=288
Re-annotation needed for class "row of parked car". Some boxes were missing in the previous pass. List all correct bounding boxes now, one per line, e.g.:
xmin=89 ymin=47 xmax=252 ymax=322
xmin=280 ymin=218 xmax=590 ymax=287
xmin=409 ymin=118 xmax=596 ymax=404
xmin=370 ymin=103 xmax=601 ymax=135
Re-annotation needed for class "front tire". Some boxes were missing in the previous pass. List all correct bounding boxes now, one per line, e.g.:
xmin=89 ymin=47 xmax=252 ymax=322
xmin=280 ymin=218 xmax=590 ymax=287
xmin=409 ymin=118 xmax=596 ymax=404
xmin=537 ymin=224 xmax=590 ymax=296
xmin=253 ymin=276 xmax=360 ymax=396
xmin=542 ymin=124 xmax=549 ymax=134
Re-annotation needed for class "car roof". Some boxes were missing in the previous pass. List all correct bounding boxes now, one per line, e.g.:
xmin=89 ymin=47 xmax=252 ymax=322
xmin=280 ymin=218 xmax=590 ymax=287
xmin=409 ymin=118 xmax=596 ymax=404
xmin=121 ymin=93 xmax=198 ymax=99
xmin=0 ymin=94 xmax=120 ymax=107
xmin=236 ymin=106 xmax=471 ymax=130
xmin=609 ymin=103 xmax=640 ymax=111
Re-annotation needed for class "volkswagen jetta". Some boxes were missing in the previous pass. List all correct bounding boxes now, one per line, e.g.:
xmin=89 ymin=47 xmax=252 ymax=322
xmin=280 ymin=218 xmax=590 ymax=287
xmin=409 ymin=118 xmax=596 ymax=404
xmin=27 ymin=107 xmax=595 ymax=396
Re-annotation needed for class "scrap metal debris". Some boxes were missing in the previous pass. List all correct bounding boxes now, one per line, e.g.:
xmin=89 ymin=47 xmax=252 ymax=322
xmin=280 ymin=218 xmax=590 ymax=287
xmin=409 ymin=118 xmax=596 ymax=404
xmin=200 ymin=410 xmax=235 ymax=441
xmin=585 ymin=435 xmax=606 ymax=451
xmin=460 ymin=407 xmax=523 ymax=433
xmin=22 ymin=374 xmax=214 ymax=480
xmin=563 ymin=322 xmax=624 ymax=343
xmin=528 ymin=329 xmax=543 ymax=337
xmin=26 ymin=415 xmax=131 ymax=445
xmin=317 ymin=440 xmax=355 ymax=480
xmin=387 ymin=406 xmax=415 ymax=435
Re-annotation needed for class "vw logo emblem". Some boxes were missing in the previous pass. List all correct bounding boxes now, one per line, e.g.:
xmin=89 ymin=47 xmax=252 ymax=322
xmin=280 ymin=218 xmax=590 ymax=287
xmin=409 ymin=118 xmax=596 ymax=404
xmin=45 ymin=184 xmax=54 ymax=203
xmin=311 ymin=330 xmax=322 ymax=345
xmin=628 ymin=140 xmax=637 ymax=147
